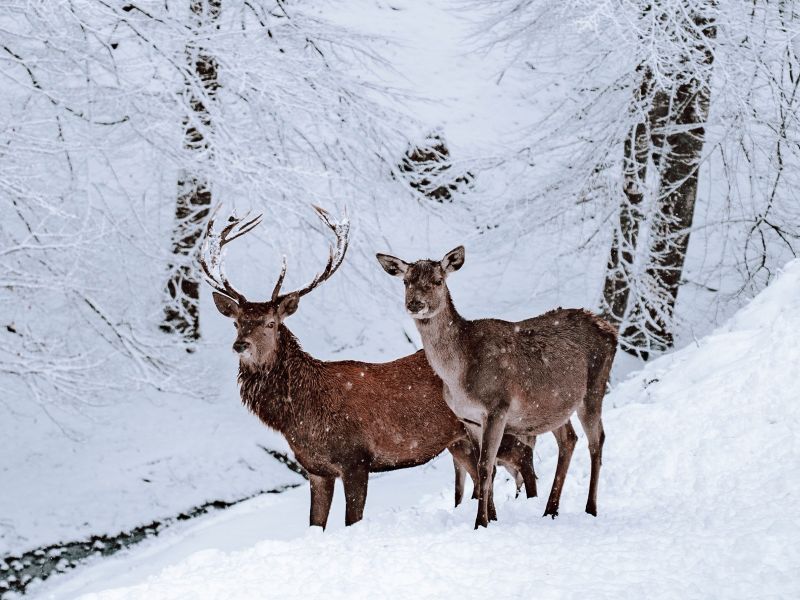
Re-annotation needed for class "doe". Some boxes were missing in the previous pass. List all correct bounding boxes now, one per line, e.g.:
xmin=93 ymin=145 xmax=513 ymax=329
xmin=377 ymin=246 xmax=617 ymax=528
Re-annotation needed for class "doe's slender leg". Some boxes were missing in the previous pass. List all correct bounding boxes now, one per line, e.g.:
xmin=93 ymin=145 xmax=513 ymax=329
xmin=475 ymin=411 xmax=507 ymax=529
xmin=577 ymin=400 xmax=605 ymax=516
xmin=543 ymin=421 xmax=578 ymax=518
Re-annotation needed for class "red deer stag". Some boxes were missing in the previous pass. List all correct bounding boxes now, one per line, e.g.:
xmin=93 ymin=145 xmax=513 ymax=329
xmin=377 ymin=246 xmax=617 ymax=528
xmin=201 ymin=207 xmax=536 ymax=527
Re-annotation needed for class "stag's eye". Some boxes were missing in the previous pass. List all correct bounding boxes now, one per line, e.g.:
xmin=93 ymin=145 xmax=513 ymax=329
xmin=233 ymin=322 xmax=239 ymax=329
xmin=433 ymin=279 xmax=443 ymax=286
xmin=267 ymin=321 xmax=275 ymax=329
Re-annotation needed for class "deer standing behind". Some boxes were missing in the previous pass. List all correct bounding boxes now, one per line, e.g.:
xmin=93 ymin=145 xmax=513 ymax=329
xmin=201 ymin=207 xmax=537 ymax=527
xmin=377 ymin=246 xmax=617 ymax=528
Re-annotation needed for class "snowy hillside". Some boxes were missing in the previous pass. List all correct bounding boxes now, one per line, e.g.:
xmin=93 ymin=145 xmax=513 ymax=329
xmin=33 ymin=260 xmax=800 ymax=599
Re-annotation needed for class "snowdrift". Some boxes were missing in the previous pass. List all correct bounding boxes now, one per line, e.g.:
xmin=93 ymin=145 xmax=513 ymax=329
xmin=37 ymin=260 xmax=800 ymax=599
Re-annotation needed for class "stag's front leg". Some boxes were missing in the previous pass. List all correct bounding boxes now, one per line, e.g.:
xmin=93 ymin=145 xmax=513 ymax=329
xmin=309 ymin=474 xmax=335 ymax=529
xmin=475 ymin=410 xmax=507 ymax=529
xmin=342 ymin=465 xmax=370 ymax=526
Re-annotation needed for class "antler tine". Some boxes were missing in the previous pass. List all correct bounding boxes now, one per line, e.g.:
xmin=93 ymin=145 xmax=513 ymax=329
xmin=199 ymin=207 xmax=262 ymax=302
xmin=271 ymin=255 xmax=287 ymax=301
xmin=222 ymin=213 xmax=262 ymax=245
xmin=288 ymin=205 xmax=350 ymax=299
xmin=198 ymin=209 xmax=229 ymax=297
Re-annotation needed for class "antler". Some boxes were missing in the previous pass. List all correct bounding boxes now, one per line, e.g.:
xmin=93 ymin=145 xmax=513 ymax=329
xmin=271 ymin=205 xmax=350 ymax=300
xmin=199 ymin=206 xmax=262 ymax=302
xmin=270 ymin=256 xmax=287 ymax=302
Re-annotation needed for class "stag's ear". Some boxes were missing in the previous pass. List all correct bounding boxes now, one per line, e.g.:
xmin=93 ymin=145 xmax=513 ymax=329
xmin=277 ymin=292 xmax=300 ymax=319
xmin=441 ymin=246 xmax=465 ymax=273
xmin=376 ymin=253 xmax=409 ymax=277
xmin=212 ymin=292 xmax=239 ymax=318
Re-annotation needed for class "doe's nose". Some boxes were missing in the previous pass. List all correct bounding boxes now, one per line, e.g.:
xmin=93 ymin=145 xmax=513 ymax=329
xmin=233 ymin=340 xmax=250 ymax=354
xmin=407 ymin=299 xmax=424 ymax=313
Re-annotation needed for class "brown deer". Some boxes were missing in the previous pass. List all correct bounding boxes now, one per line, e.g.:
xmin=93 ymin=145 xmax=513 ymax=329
xmin=201 ymin=207 xmax=537 ymax=527
xmin=377 ymin=246 xmax=617 ymax=528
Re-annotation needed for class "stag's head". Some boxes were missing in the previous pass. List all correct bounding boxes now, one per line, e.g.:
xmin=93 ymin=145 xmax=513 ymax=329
xmin=375 ymin=246 xmax=464 ymax=319
xmin=201 ymin=206 xmax=349 ymax=369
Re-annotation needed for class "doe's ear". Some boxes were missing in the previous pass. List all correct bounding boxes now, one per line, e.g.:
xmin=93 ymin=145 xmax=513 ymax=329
xmin=212 ymin=292 xmax=239 ymax=318
xmin=277 ymin=292 xmax=300 ymax=319
xmin=441 ymin=246 xmax=465 ymax=273
xmin=376 ymin=253 xmax=409 ymax=277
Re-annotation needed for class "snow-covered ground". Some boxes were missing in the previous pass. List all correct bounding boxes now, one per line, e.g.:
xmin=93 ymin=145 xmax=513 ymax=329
xmin=31 ymin=260 xmax=800 ymax=599
xmin=4 ymin=2 xmax=796 ymax=597
xmin=0 ymin=349 xmax=303 ymax=556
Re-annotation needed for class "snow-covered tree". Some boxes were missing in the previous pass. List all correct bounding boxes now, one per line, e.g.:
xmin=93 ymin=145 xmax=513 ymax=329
xmin=0 ymin=0 xmax=405 ymax=418
xmin=473 ymin=0 xmax=800 ymax=357
xmin=161 ymin=0 xmax=222 ymax=341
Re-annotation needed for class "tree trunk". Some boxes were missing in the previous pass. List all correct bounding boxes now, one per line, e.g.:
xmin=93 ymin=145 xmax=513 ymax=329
xmin=601 ymin=68 xmax=653 ymax=329
xmin=161 ymin=0 xmax=221 ymax=341
xmin=630 ymin=16 xmax=716 ymax=355
xmin=602 ymin=8 xmax=715 ymax=359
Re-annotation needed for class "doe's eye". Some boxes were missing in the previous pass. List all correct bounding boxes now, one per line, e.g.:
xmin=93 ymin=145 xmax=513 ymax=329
xmin=433 ymin=279 xmax=443 ymax=286
xmin=267 ymin=322 xmax=275 ymax=329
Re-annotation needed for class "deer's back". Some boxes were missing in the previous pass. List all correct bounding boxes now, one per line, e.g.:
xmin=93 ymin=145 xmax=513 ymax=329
xmin=462 ymin=309 xmax=616 ymax=434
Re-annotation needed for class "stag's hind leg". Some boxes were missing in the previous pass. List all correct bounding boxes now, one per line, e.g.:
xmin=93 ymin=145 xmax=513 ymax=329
xmin=520 ymin=438 xmax=538 ymax=498
xmin=543 ymin=421 xmax=577 ymax=518
xmin=448 ymin=438 xmax=480 ymax=505
xmin=498 ymin=435 xmax=538 ymax=499
xmin=309 ymin=474 xmax=335 ymax=529
xmin=449 ymin=439 xmax=477 ymax=507
xmin=453 ymin=458 xmax=467 ymax=507
xmin=342 ymin=466 xmax=369 ymax=526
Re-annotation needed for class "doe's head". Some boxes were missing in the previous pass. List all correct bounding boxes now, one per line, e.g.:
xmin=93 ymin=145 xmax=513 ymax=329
xmin=202 ymin=205 xmax=349 ymax=369
xmin=375 ymin=246 xmax=464 ymax=319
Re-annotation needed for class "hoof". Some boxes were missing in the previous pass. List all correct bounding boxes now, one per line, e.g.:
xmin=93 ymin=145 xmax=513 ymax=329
xmin=543 ymin=509 xmax=558 ymax=519
xmin=585 ymin=506 xmax=598 ymax=517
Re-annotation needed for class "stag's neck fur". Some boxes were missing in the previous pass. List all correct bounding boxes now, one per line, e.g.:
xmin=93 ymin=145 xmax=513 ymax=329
xmin=415 ymin=293 xmax=468 ymax=383
xmin=237 ymin=326 xmax=326 ymax=434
